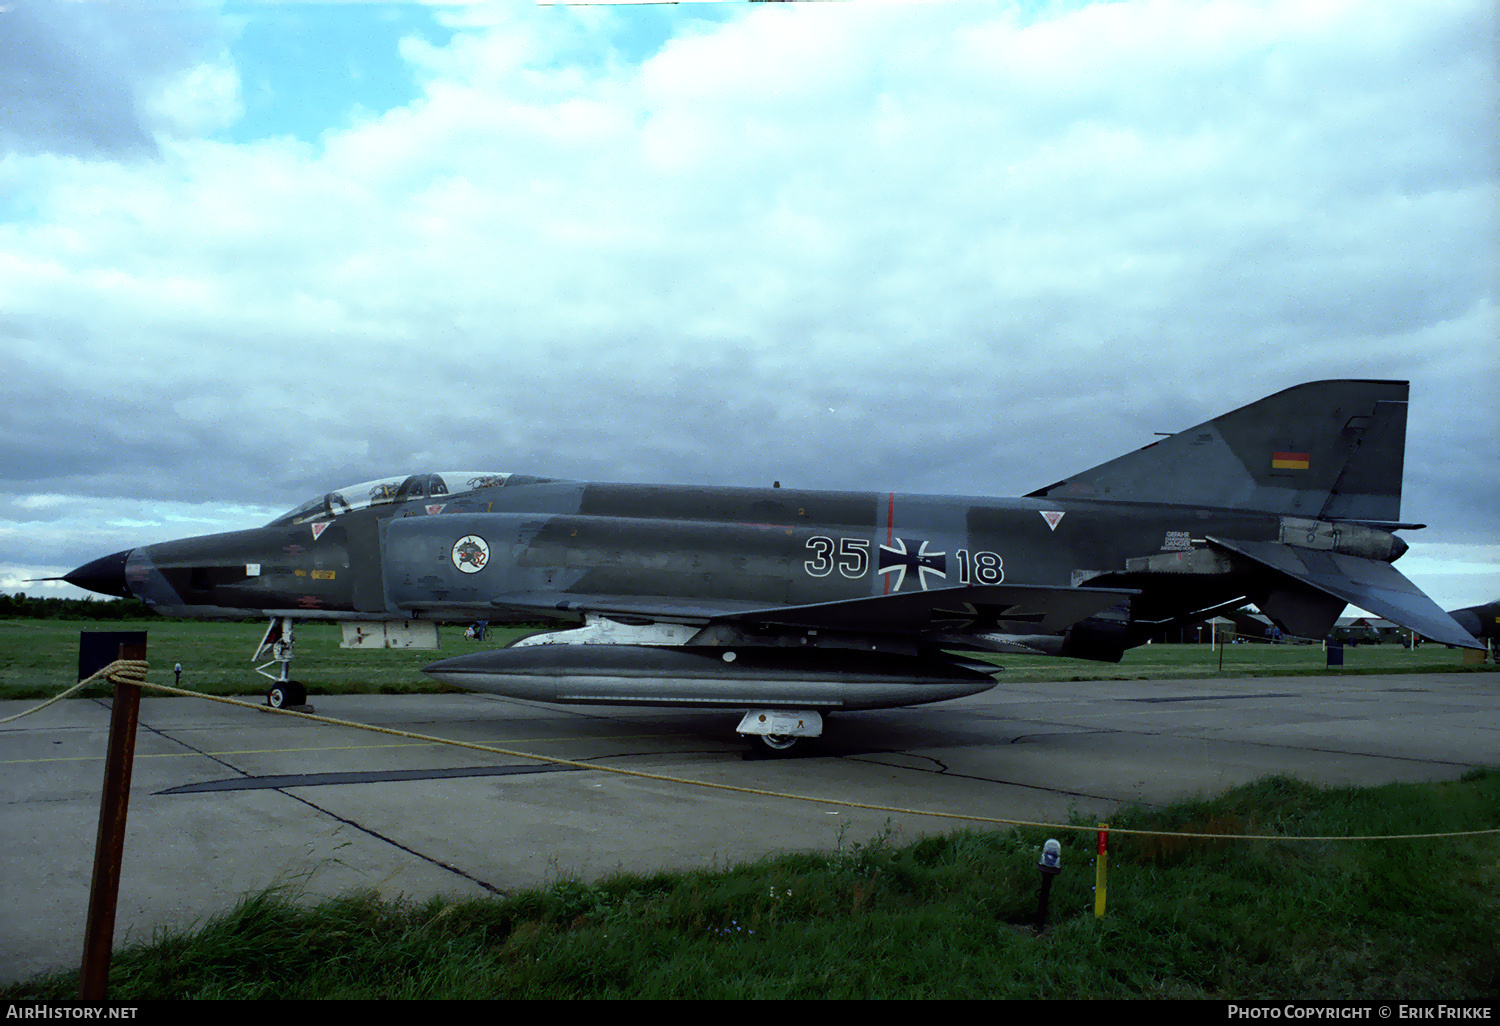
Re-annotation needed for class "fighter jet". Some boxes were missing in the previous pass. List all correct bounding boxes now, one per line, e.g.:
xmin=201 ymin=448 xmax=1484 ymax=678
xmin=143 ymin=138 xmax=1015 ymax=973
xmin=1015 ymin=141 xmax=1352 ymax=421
xmin=64 ymin=379 xmax=1482 ymax=752
xmin=1443 ymin=600 xmax=1498 ymax=654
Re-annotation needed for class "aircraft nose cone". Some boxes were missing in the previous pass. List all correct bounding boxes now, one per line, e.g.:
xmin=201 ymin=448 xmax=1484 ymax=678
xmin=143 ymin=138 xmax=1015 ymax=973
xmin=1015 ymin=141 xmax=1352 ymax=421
xmin=64 ymin=549 xmax=135 ymax=599
xmin=1449 ymin=609 xmax=1482 ymax=639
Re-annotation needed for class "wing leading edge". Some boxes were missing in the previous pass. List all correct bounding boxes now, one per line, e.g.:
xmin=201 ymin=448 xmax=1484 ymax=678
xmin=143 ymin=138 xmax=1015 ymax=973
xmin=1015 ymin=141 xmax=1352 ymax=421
xmin=483 ymin=582 xmax=1137 ymax=638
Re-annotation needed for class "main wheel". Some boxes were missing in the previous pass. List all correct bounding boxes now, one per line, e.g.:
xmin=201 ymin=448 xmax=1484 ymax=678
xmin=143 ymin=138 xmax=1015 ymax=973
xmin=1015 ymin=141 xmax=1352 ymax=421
xmin=267 ymin=681 xmax=307 ymax=708
xmin=747 ymin=733 xmax=804 ymax=757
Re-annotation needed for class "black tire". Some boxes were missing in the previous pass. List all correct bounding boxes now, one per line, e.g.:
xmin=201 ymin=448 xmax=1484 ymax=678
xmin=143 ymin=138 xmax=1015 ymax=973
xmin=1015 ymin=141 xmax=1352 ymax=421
xmin=747 ymin=733 xmax=803 ymax=758
xmin=268 ymin=681 xmax=307 ymax=708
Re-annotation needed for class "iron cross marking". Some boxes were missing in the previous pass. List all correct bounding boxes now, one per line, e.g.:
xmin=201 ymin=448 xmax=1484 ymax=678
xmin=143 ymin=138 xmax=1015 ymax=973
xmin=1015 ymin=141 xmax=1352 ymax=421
xmin=878 ymin=538 xmax=947 ymax=591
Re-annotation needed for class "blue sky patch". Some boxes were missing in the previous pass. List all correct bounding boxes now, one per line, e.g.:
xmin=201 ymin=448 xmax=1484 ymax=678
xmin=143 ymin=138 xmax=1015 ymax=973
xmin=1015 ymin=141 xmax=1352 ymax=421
xmin=222 ymin=1 xmax=453 ymax=143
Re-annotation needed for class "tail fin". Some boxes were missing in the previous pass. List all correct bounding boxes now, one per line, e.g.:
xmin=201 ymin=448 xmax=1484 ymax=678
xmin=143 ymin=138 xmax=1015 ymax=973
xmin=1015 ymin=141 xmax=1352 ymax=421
xmin=1027 ymin=380 xmax=1408 ymax=520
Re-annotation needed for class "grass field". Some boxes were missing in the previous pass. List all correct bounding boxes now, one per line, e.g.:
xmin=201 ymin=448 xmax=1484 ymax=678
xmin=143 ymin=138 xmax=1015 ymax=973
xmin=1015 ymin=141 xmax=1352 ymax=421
xmin=1 ymin=617 xmax=1493 ymax=702
xmin=2 ymin=772 xmax=1495 ymax=999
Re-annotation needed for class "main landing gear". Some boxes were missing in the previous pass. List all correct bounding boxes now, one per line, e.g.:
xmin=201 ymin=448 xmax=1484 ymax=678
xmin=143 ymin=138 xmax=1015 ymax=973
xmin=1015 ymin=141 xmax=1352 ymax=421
xmin=737 ymin=709 xmax=823 ymax=758
xmin=255 ymin=616 xmax=309 ymax=710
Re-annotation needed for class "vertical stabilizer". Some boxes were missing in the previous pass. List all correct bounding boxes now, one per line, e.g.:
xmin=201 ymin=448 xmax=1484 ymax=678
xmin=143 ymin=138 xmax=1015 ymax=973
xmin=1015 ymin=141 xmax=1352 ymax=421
xmin=1027 ymin=380 xmax=1408 ymax=519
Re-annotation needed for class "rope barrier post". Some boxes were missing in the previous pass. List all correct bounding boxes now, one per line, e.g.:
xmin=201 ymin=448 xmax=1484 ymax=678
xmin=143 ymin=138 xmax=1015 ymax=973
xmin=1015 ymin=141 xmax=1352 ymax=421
xmin=1093 ymin=823 xmax=1108 ymax=918
xmin=79 ymin=642 xmax=147 ymax=1001
xmin=1034 ymin=838 xmax=1062 ymax=931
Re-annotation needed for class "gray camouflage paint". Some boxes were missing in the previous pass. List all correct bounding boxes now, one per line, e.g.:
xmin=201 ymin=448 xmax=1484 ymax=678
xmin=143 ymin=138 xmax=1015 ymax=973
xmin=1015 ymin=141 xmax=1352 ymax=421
xmin=63 ymin=379 xmax=1484 ymax=712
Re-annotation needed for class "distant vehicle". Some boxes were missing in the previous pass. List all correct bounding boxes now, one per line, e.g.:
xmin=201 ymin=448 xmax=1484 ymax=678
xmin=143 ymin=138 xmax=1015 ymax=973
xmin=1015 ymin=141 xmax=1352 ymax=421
xmin=1332 ymin=617 xmax=1403 ymax=646
xmin=64 ymin=380 xmax=1482 ymax=752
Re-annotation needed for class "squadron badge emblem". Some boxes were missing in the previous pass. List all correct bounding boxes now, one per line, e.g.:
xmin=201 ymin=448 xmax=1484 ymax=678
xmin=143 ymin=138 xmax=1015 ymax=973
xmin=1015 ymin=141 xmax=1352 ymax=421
xmin=451 ymin=535 xmax=490 ymax=574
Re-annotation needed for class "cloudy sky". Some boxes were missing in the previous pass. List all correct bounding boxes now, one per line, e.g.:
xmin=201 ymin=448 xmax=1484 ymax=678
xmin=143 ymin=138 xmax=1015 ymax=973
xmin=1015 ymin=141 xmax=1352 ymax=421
xmin=2 ymin=0 xmax=1495 ymax=612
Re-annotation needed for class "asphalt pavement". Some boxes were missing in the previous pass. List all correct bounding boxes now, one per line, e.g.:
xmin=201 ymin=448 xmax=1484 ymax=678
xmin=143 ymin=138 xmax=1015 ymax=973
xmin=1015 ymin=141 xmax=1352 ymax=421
xmin=3 ymin=670 xmax=1496 ymax=983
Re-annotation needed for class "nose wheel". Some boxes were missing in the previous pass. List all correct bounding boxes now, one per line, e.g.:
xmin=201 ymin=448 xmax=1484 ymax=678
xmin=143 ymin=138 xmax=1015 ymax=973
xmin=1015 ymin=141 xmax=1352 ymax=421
xmin=256 ymin=617 xmax=313 ymax=710
xmin=266 ymin=680 xmax=308 ymax=709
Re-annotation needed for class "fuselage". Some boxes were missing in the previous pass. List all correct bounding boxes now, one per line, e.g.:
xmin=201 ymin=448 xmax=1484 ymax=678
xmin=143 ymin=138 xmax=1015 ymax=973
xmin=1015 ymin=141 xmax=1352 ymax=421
xmin=62 ymin=379 xmax=1482 ymax=730
xmin=69 ymin=472 xmax=1399 ymax=650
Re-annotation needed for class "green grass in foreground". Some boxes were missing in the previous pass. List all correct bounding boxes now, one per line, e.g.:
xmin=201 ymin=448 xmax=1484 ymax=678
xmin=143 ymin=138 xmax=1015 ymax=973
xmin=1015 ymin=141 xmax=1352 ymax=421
xmin=1 ymin=617 xmax=1493 ymax=701
xmin=4 ymin=772 xmax=1497 ymax=999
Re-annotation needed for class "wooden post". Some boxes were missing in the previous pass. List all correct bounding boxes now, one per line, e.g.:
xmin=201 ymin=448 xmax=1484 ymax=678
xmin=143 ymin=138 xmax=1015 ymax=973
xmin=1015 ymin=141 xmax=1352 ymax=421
xmin=79 ymin=642 xmax=146 ymax=1000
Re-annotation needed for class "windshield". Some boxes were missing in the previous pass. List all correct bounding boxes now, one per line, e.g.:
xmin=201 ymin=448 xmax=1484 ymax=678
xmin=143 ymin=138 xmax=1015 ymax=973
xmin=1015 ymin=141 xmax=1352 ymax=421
xmin=270 ymin=471 xmax=513 ymax=525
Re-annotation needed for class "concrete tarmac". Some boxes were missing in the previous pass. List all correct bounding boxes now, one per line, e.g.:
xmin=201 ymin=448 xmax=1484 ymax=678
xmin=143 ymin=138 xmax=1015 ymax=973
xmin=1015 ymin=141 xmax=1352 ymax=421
xmin=3 ymin=671 xmax=1496 ymax=984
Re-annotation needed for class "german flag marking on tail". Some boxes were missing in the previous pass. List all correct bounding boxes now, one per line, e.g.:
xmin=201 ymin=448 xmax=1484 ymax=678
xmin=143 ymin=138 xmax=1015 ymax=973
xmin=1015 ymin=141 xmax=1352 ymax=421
xmin=1272 ymin=452 xmax=1310 ymax=470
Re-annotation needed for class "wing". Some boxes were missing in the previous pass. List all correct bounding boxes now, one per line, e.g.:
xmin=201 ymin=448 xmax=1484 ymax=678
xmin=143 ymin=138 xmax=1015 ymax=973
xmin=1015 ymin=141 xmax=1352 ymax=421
xmin=485 ymin=582 xmax=1137 ymax=637
xmin=423 ymin=581 xmax=1140 ymax=712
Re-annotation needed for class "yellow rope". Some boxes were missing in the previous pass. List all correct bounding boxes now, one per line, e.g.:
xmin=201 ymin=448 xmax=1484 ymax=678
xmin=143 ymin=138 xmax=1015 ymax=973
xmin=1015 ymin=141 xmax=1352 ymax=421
xmin=0 ymin=660 xmax=148 ymax=725
xmin=4 ymin=669 xmax=1496 ymax=842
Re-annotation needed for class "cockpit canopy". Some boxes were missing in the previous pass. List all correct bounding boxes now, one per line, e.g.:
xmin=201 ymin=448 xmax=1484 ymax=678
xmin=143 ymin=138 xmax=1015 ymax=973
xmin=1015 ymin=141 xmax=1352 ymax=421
xmin=269 ymin=472 xmax=514 ymax=526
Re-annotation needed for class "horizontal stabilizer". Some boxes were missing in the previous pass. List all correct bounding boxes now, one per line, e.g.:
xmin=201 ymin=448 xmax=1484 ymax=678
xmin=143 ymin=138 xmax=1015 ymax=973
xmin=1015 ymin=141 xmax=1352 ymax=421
xmin=1208 ymin=537 xmax=1483 ymax=649
xmin=487 ymin=583 xmax=1137 ymax=637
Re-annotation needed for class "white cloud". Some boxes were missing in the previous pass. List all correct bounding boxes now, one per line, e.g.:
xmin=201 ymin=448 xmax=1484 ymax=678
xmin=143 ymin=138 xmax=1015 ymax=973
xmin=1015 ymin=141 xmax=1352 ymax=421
xmin=0 ymin=0 xmax=1493 ymax=607
xmin=142 ymin=58 xmax=245 ymax=139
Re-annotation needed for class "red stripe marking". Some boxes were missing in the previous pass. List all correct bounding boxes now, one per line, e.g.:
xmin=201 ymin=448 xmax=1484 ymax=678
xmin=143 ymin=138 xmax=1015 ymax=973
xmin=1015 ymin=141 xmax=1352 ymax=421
xmin=884 ymin=492 xmax=895 ymax=595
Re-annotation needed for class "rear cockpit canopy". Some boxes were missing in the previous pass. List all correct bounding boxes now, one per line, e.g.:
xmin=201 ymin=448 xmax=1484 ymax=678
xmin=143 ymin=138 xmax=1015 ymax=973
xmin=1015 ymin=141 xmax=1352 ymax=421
xmin=269 ymin=472 xmax=513 ymax=526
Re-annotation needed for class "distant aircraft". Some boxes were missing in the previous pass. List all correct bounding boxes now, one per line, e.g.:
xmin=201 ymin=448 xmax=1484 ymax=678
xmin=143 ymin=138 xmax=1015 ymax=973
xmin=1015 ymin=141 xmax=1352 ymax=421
xmin=1442 ymin=600 xmax=1498 ymax=652
xmin=65 ymin=379 xmax=1482 ymax=752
